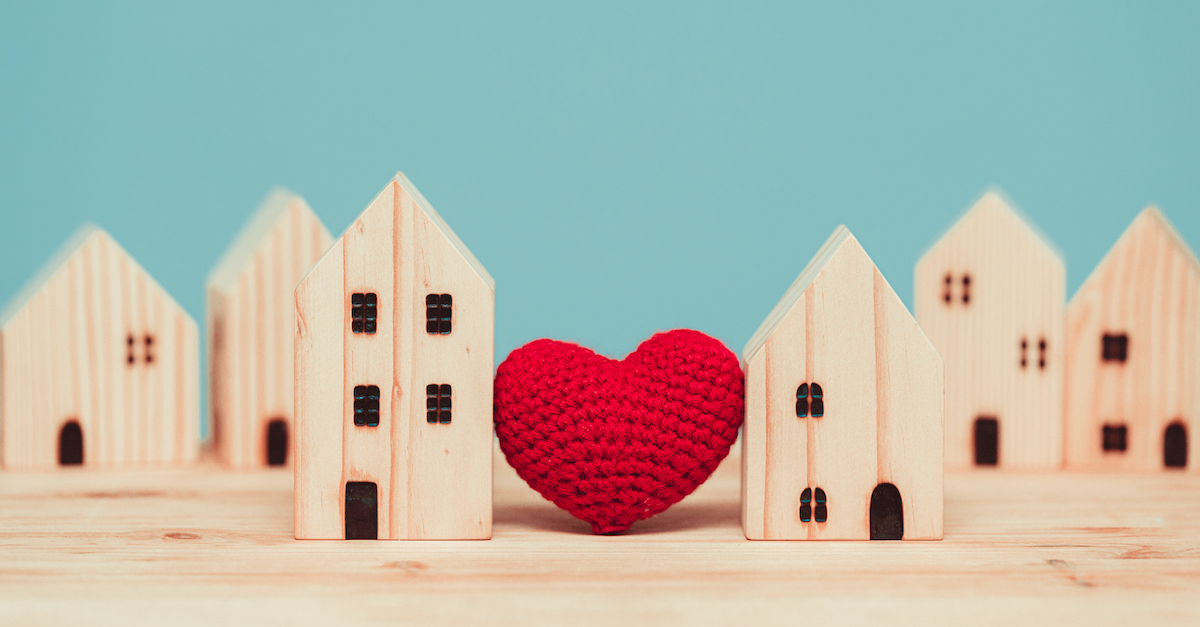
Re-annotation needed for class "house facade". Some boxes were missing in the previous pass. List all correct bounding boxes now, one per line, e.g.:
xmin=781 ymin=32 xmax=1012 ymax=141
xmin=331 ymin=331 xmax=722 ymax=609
xmin=915 ymin=191 xmax=1066 ymax=470
xmin=0 ymin=225 xmax=199 ymax=468
xmin=207 ymin=189 xmax=333 ymax=468
xmin=1064 ymin=207 xmax=1199 ymax=472
xmin=294 ymin=173 xmax=494 ymax=540
xmin=742 ymin=226 xmax=943 ymax=541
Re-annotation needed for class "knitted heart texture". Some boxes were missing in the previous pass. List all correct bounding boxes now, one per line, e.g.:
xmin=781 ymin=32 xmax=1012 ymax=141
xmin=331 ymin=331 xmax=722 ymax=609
xmin=494 ymin=329 xmax=745 ymax=534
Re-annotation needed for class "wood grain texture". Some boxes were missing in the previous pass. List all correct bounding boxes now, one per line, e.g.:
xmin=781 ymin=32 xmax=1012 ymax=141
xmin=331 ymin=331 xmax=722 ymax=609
xmin=0 ymin=227 xmax=199 ymax=469
xmin=295 ymin=174 xmax=493 ymax=540
xmin=0 ymin=443 xmax=1196 ymax=626
xmin=1064 ymin=207 xmax=1200 ymax=472
xmin=915 ymin=191 xmax=1066 ymax=470
xmin=743 ymin=227 xmax=944 ymax=540
xmin=207 ymin=191 xmax=333 ymax=468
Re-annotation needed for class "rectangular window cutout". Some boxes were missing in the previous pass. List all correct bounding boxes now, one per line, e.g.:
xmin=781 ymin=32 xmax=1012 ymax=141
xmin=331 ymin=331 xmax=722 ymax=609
xmin=1103 ymin=424 xmax=1128 ymax=452
xmin=1102 ymin=333 xmax=1128 ymax=362
xmin=426 ymin=294 xmax=452 ymax=335
xmin=351 ymin=293 xmax=378 ymax=334
xmin=974 ymin=417 xmax=998 ymax=466
xmin=426 ymin=384 xmax=452 ymax=424
xmin=344 ymin=482 xmax=378 ymax=540
xmin=353 ymin=385 xmax=381 ymax=427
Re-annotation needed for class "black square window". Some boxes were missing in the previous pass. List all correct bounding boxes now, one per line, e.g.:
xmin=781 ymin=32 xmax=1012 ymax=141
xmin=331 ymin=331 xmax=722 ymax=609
xmin=426 ymin=294 xmax=452 ymax=335
xmin=353 ymin=385 xmax=381 ymax=427
xmin=351 ymin=293 xmax=378 ymax=334
xmin=1102 ymin=333 xmax=1128 ymax=362
xmin=1102 ymin=424 xmax=1127 ymax=452
xmin=426 ymin=384 xmax=452 ymax=424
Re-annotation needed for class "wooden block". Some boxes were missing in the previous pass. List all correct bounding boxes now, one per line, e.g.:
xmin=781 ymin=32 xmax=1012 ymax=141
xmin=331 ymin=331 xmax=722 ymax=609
xmin=1064 ymin=207 xmax=1200 ymax=472
xmin=742 ymin=227 xmax=943 ymax=540
xmin=0 ymin=225 xmax=200 ymax=469
xmin=206 ymin=190 xmax=333 ymax=468
xmin=294 ymin=173 xmax=494 ymax=540
xmin=915 ymin=191 xmax=1066 ymax=470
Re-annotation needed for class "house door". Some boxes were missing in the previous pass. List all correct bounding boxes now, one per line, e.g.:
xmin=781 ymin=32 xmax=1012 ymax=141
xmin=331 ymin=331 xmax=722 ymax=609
xmin=266 ymin=419 xmax=288 ymax=466
xmin=1164 ymin=423 xmax=1187 ymax=468
xmin=58 ymin=420 xmax=83 ymax=466
xmin=974 ymin=416 xmax=998 ymax=466
xmin=345 ymin=481 xmax=378 ymax=539
xmin=870 ymin=483 xmax=903 ymax=540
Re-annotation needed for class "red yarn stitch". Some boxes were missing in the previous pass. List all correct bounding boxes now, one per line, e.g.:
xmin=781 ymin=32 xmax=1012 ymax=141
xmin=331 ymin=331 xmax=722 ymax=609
xmin=494 ymin=329 xmax=745 ymax=534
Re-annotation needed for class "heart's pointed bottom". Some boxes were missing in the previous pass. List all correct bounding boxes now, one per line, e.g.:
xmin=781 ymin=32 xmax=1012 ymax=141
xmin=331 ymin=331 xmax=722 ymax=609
xmin=592 ymin=522 xmax=631 ymax=535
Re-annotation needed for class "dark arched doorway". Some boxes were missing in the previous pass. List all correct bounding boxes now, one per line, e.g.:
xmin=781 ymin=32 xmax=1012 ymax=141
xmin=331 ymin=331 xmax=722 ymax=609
xmin=870 ymin=483 xmax=903 ymax=540
xmin=974 ymin=416 xmax=998 ymax=466
xmin=1164 ymin=422 xmax=1187 ymax=468
xmin=266 ymin=419 xmax=288 ymax=466
xmin=345 ymin=481 xmax=378 ymax=540
xmin=59 ymin=421 xmax=83 ymax=466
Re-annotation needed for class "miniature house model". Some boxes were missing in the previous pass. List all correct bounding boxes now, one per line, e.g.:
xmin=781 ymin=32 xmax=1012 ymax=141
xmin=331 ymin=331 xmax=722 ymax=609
xmin=1064 ymin=207 xmax=1199 ymax=472
xmin=294 ymin=173 xmax=494 ymax=540
xmin=915 ymin=191 xmax=1066 ymax=470
xmin=0 ymin=225 xmax=200 ymax=468
xmin=742 ymin=226 xmax=943 ymax=541
xmin=207 ymin=189 xmax=333 ymax=468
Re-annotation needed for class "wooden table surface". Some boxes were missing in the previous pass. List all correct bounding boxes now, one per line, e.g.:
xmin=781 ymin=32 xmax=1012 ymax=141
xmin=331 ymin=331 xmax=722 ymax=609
xmin=1 ymin=444 xmax=1198 ymax=626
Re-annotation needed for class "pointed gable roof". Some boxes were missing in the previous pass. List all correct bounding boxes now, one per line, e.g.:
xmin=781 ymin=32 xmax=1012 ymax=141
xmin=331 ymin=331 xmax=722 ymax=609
xmin=918 ymin=189 xmax=1064 ymax=267
xmin=0 ymin=224 xmax=188 ymax=328
xmin=394 ymin=172 xmax=494 ymax=290
xmin=1071 ymin=206 xmax=1200 ymax=304
xmin=207 ymin=188 xmax=326 ymax=294
xmin=742 ymin=226 xmax=854 ymax=364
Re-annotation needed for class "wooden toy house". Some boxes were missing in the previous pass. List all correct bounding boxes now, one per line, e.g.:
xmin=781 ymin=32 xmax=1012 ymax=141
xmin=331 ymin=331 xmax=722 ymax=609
xmin=742 ymin=226 xmax=943 ymax=541
xmin=1064 ymin=207 xmax=1199 ymax=472
xmin=294 ymin=173 xmax=494 ymax=540
xmin=206 ymin=189 xmax=333 ymax=468
xmin=0 ymin=225 xmax=200 ymax=468
xmin=914 ymin=191 xmax=1066 ymax=470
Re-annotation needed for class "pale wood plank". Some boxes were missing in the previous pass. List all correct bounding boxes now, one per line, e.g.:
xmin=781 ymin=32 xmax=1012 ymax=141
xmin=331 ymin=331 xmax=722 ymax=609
xmin=293 ymin=238 xmax=346 ymax=539
xmin=0 ymin=445 xmax=1197 ymax=624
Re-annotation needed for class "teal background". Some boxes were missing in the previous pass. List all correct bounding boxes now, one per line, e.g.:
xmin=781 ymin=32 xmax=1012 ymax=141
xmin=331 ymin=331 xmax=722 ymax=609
xmin=2 ymin=2 xmax=1198 ymax=438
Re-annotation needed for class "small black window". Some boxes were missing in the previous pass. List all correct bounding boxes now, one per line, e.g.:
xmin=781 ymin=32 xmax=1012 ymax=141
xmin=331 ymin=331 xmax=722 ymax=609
xmin=961 ymin=274 xmax=971 ymax=304
xmin=351 ymin=293 xmax=378 ymax=334
xmin=1102 ymin=333 xmax=1128 ymax=362
xmin=799 ymin=487 xmax=812 ymax=522
xmin=810 ymin=383 xmax=824 ymax=418
xmin=1038 ymin=338 xmax=1047 ymax=370
xmin=796 ymin=383 xmax=808 ymax=418
xmin=144 ymin=334 xmax=154 ymax=364
xmin=1102 ymin=424 xmax=1127 ymax=452
xmin=813 ymin=487 xmax=828 ymax=523
xmin=943 ymin=274 xmax=953 ymax=304
xmin=59 ymin=420 xmax=83 ymax=466
xmin=353 ymin=385 xmax=381 ymax=427
xmin=1164 ymin=422 xmax=1187 ymax=468
xmin=427 ymin=384 xmax=452 ymax=424
xmin=974 ymin=417 xmax=998 ymax=466
xmin=345 ymin=481 xmax=378 ymax=540
xmin=426 ymin=294 xmax=452 ymax=335
xmin=1019 ymin=338 xmax=1028 ymax=369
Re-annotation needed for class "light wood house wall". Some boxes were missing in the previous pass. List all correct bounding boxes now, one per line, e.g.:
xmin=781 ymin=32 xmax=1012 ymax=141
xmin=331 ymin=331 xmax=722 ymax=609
xmin=742 ymin=226 xmax=943 ymax=541
xmin=295 ymin=173 xmax=494 ymax=540
xmin=1064 ymin=207 xmax=1199 ymax=472
xmin=0 ymin=225 xmax=199 ymax=469
xmin=207 ymin=190 xmax=333 ymax=468
xmin=915 ymin=191 xmax=1066 ymax=470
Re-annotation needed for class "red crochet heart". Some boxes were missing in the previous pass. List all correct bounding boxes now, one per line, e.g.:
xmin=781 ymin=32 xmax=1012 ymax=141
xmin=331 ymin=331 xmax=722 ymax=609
xmin=494 ymin=329 xmax=744 ymax=534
